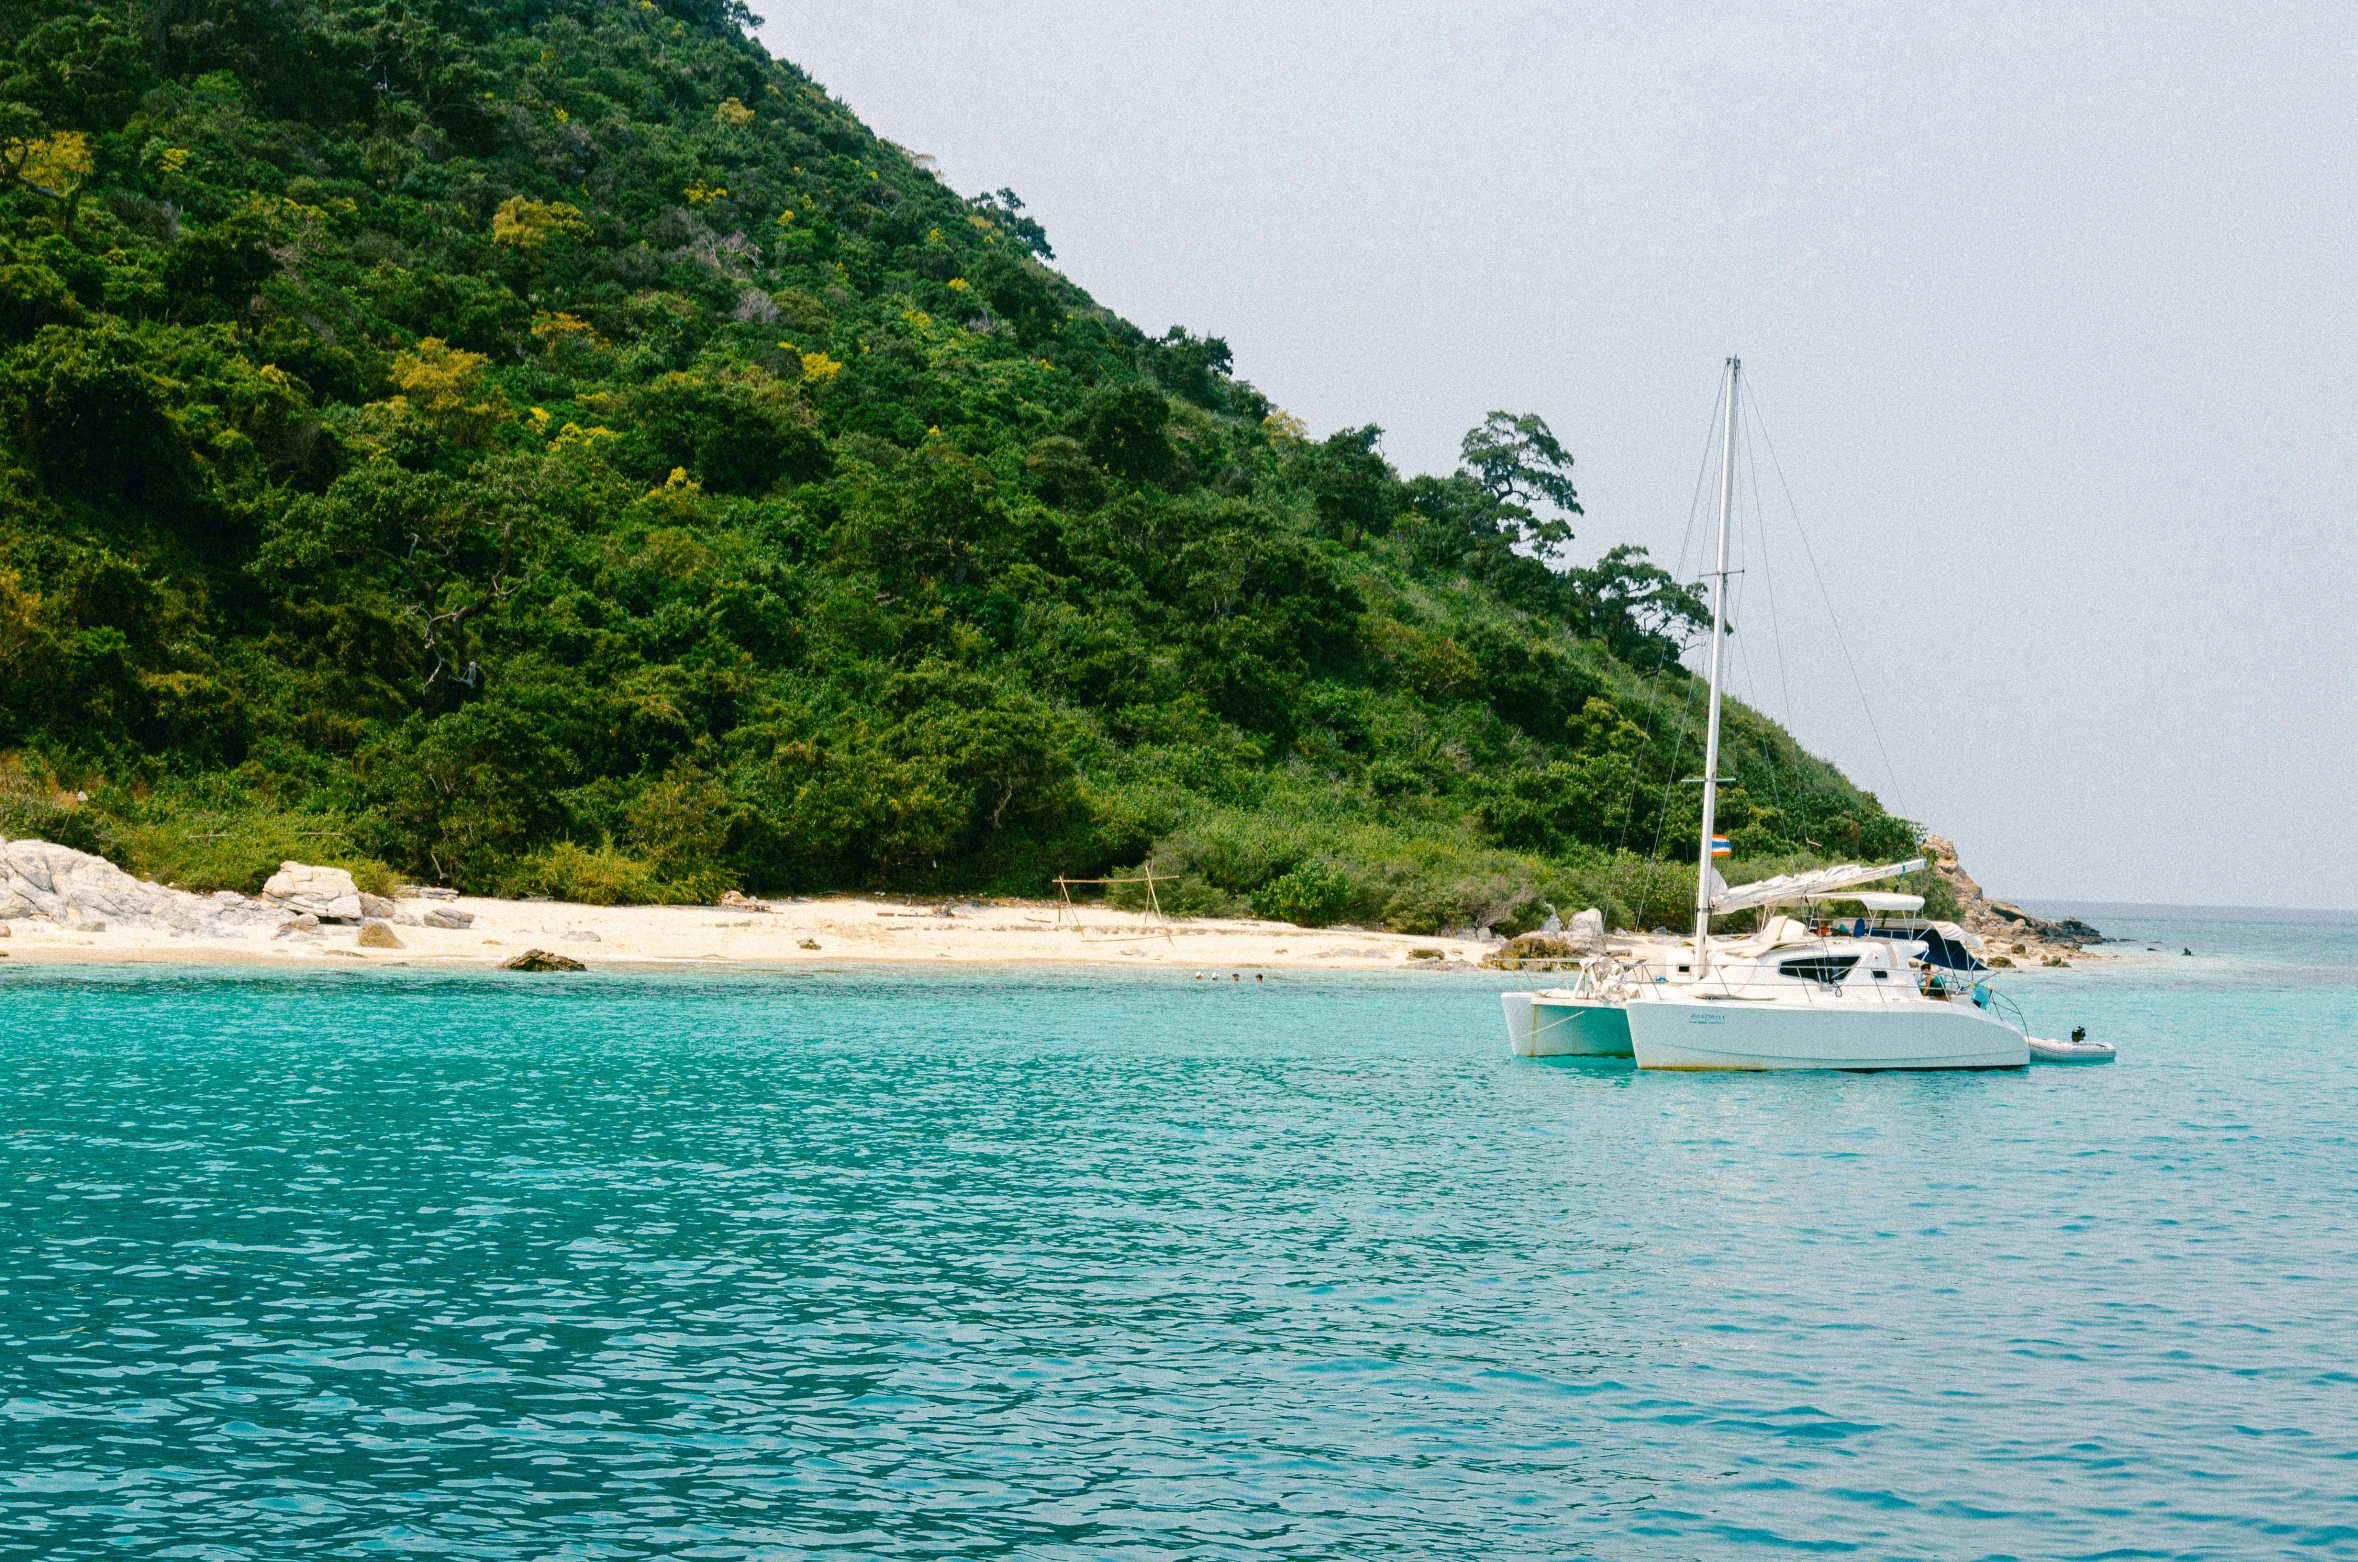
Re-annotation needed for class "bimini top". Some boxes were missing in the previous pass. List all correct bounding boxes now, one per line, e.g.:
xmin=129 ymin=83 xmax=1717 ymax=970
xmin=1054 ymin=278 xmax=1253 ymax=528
xmin=1708 ymin=858 xmax=1928 ymax=916
xmin=1823 ymin=890 xmax=1926 ymax=913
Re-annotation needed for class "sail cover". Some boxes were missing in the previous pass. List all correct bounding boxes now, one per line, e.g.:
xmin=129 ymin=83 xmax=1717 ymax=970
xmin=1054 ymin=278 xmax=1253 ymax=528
xmin=1709 ymin=858 xmax=1927 ymax=915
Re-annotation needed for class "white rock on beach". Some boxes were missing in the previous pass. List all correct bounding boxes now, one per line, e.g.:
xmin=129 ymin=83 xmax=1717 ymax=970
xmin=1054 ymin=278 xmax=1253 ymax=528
xmin=261 ymin=861 xmax=364 ymax=922
xmin=0 ymin=837 xmax=288 ymax=938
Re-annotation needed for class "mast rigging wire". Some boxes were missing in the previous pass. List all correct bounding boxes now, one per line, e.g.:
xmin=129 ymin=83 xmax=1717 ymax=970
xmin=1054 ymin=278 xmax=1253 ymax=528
xmin=1741 ymin=374 xmax=1911 ymax=822
xmin=1735 ymin=399 xmax=1807 ymax=854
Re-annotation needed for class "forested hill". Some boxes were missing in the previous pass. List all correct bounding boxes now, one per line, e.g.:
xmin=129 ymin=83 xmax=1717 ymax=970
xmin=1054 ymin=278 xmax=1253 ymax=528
xmin=0 ymin=0 xmax=1929 ymax=931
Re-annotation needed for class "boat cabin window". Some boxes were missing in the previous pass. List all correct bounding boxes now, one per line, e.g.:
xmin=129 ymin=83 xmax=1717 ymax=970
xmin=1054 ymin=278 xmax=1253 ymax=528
xmin=1779 ymin=954 xmax=1860 ymax=987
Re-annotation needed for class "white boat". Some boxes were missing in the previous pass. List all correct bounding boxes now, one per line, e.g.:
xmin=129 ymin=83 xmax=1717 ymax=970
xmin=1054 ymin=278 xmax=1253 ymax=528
xmin=1504 ymin=356 xmax=2045 ymax=1072
xmin=1503 ymin=983 xmax=1634 ymax=1057
xmin=2027 ymin=1029 xmax=2116 ymax=1063
xmin=1506 ymin=900 xmax=2026 ymax=1070
xmin=1618 ymin=920 xmax=2028 ymax=1071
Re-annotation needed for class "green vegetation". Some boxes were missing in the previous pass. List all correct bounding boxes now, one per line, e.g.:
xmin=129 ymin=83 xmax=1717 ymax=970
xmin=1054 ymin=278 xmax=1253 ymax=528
xmin=0 ymin=0 xmax=1924 ymax=929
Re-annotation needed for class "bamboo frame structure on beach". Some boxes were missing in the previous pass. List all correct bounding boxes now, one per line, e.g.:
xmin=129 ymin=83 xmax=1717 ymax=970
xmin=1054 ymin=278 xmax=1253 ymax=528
xmin=1051 ymin=861 xmax=1175 ymax=944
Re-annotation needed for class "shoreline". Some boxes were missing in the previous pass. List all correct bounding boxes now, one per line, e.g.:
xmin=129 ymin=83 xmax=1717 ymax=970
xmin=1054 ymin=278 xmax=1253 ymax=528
xmin=0 ymin=893 xmax=1502 ymax=973
xmin=0 ymin=888 xmax=2141 ymax=976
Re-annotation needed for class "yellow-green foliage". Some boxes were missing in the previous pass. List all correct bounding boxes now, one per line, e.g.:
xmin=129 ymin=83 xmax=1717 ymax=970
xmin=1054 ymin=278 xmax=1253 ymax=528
xmin=489 ymin=195 xmax=590 ymax=249
xmin=386 ymin=338 xmax=507 ymax=446
xmin=3 ymin=132 xmax=92 ymax=199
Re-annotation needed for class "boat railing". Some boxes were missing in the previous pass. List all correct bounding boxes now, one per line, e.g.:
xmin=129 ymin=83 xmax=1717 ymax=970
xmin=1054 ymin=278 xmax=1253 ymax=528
xmin=1971 ymin=982 xmax=2029 ymax=1032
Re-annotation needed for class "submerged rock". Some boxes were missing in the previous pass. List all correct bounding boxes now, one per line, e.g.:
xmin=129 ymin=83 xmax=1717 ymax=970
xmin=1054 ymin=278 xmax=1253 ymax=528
xmin=501 ymin=948 xmax=586 ymax=972
xmin=1485 ymin=931 xmax=1595 ymax=968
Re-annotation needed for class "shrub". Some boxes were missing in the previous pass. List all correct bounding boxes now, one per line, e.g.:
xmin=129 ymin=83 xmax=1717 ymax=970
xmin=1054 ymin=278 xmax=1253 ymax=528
xmin=1105 ymin=870 xmax=1248 ymax=919
xmin=108 ymin=809 xmax=396 ymax=895
xmin=0 ymin=783 xmax=129 ymax=868
xmin=622 ymin=370 xmax=829 ymax=495
xmin=1251 ymin=859 xmax=1350 ymax=927
xmin=1378 ymin=881 xmax=1462 ymax=935
xmin=496 ymin=839 xmax=731 ymax=905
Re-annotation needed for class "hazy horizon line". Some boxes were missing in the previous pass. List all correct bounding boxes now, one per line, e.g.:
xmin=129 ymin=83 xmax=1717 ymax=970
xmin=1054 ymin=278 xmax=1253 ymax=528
xmin=2021 ymin=898 xmax=2358 ymax=918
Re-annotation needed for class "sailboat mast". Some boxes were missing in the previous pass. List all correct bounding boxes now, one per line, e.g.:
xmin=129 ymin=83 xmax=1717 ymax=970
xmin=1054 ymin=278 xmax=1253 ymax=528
xmin=1693 ymin=356 xmax=1739 ymax=976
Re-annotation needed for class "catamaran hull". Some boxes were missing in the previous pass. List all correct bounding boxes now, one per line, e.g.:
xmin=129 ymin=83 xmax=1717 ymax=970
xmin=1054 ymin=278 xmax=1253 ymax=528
xmin=1625 ymin=1000 xmax=2027 ymax=1071
xmin=1502 ymin=993 xmax=1635 ymax=1057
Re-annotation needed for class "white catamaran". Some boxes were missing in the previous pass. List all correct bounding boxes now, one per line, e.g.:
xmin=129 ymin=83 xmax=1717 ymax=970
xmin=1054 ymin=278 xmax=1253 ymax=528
xmin=1501 ymin=357 xmax=2043 ymax=1071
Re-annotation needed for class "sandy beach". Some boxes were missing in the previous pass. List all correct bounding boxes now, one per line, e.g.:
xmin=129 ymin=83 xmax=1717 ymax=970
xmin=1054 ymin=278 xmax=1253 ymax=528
xmin=0 ymin=843 xmax=2120 ymax=974
xmin=0 ymin=891 xmax=1504 ymax=972
xmin=0 ymin=891 xmax=2128 ymax=974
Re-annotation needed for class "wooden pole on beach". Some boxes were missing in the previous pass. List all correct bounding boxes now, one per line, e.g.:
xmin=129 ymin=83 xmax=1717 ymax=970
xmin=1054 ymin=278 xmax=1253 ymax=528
xmin=1046 ymin=865 xmax=1175 ymax=944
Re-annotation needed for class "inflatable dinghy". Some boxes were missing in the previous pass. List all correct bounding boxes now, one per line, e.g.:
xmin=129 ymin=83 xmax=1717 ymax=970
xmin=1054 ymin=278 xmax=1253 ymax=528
xmin=2027 ymin=1030 xmax=2115 ymax=1063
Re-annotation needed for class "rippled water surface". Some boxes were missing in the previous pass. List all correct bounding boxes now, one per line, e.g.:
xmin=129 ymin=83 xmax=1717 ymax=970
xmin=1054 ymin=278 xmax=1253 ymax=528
xmin=4 ymin=917 xmax=2356 ymax=1558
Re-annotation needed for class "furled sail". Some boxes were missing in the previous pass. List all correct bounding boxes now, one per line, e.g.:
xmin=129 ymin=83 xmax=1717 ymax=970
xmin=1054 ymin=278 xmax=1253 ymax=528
xmin=1708 ymin=858 xmax=1927 ymax=916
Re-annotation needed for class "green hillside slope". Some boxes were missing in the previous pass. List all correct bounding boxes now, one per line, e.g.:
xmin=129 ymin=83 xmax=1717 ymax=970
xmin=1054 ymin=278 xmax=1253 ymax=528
xmin=0 ymin=0 xmax=1926 ymax=931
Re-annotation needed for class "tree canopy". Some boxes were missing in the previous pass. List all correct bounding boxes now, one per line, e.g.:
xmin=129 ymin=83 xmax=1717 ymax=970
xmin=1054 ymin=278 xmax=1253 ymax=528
xmin=0 ymin=0 xmax=1923 ymax=930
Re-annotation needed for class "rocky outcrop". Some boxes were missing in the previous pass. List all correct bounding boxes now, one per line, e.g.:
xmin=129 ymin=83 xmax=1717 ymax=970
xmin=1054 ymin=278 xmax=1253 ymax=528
xmin=1483 ymin=909 xmax=1606 ymax=969
xmin=261 ymin=861 xmax=363 ymax=922
xmin=1485 ymin=934 xmax=1582 ymax=967
xmin=1922 ymin=836 xmax=2104 ymax=948
xmin=0 ymin=838 xmax=286 ymax=937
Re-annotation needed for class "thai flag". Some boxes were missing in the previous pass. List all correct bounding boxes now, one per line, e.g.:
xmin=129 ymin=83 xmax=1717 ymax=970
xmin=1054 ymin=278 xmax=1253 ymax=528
xmin=1710 ymin=834 xmax=1733 ymax=858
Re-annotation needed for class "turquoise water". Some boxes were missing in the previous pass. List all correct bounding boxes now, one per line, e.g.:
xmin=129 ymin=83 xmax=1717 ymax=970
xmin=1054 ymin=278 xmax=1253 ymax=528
xmin=3 ymin=912 xmax=2355 ymax=1559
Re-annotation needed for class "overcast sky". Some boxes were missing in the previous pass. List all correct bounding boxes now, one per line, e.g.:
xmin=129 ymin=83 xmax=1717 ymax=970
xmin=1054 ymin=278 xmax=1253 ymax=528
xmin=759 ymin=2 xmax=2357 ymax=911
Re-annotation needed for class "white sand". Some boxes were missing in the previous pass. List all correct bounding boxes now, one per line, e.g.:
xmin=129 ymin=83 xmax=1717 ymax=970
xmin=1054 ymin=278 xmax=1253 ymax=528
xmin=0 ymin=894 xmax=1498 ymax=972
